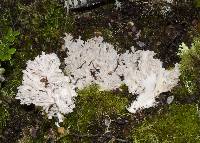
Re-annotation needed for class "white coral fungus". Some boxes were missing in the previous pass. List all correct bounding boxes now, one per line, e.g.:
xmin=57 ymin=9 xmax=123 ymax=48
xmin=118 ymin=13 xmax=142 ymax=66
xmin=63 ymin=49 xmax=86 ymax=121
xmin=118 ymin=48 xmax=180 ymax=113
xmin=63 ymin=34 xmax=122 ymax=90
xmin=63 ymin=33 xmax=180 ymax=113
xmin=16 ymin=52 xmax=77 ymax=122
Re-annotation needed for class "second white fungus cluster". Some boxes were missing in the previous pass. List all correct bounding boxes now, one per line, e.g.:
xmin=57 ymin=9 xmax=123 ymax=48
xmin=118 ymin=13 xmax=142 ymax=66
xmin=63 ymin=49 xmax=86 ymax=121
xmin=63 ymin=34 xmax=122 ymax=90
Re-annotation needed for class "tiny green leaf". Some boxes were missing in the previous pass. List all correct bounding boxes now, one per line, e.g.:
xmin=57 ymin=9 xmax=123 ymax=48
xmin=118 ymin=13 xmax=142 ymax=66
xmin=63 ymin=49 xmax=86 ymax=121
xmin=8 ymin=48 xmax=16 ymax=55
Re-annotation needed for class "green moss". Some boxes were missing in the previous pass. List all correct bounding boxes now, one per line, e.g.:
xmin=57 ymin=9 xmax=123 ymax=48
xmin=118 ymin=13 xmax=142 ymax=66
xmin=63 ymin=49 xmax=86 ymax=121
xmin=172 ymin=85 xmax=191 ymax=101
xmin=1 ymin=0 xmax=74 ymax=50
xmin=194 ymin=0 xmax=200 ymax=8
xmin=1 ymin=65 xmax=22 ymax=97
xmin=0 ymin=28 xmax=19 ymax=61
xmin=1 ymin=48 xmax=40 ymax=97
xmin=58 ymin=135 xmax=74 ymax=143
xmin=131 ymin=104 xmax=200 ymax=143
xmin=17 ymin=0 xmax=74 ymax=48
xmin=178 ymin=37 xmax=200 ymax=95
xmin=63 ymin=85 xmax=128 ymax=134
xmin=0 ymin=104 xmax=9 ymax=133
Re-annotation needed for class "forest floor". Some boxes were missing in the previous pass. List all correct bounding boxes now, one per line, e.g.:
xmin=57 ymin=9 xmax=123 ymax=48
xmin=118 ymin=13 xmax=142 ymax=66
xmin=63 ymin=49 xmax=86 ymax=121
xmin=0 ymin=0 xmax=200 ymax=142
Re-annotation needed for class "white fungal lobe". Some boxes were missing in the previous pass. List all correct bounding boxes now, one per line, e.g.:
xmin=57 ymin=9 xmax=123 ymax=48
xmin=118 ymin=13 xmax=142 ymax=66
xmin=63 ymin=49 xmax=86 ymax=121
xmin=16 ymin=52 xmax=77 ymax=122
xmin=64 ymin=34 xmax=122 ymax=90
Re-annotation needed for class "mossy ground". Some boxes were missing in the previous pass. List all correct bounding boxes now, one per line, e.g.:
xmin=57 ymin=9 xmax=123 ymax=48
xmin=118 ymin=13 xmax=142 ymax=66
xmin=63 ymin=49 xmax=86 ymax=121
xmin=179 ymin=37 xmax=200 ymax=94
xmin=131 ymin=103 xmax=200 ymax=143
xmin=59 ymin=85 xmax=129 ymax=142
xmin=0 ymin=104 xmax=9 ymax=134
xmin=0 ymin=0 xmax=200 ymax=142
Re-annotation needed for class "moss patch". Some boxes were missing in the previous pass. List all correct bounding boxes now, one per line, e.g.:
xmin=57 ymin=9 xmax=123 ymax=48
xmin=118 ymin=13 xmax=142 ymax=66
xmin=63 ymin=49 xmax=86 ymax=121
xmin=61 ymin=85 xmax=128 ymax=141
xmin=131 ymin=103 xmax=200 ymax=143
xmin=1 ymin=0 xmax=74 ymax=53
xmin=0 ymin=103 xmax=9 ymax=134
xmin=178 ymin=37 xmax=200 ymax=95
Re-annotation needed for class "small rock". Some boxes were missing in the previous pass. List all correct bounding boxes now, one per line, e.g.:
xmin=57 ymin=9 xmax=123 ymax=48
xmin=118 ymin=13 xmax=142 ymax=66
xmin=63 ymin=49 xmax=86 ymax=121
xmin=167 ymin=96 xmax=174 ymax=104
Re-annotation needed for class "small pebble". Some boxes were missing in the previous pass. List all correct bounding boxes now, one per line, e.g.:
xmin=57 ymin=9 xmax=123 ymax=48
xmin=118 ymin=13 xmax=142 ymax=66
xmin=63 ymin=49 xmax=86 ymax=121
xmin=167 ymin=96 xmax=174 ymax=104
